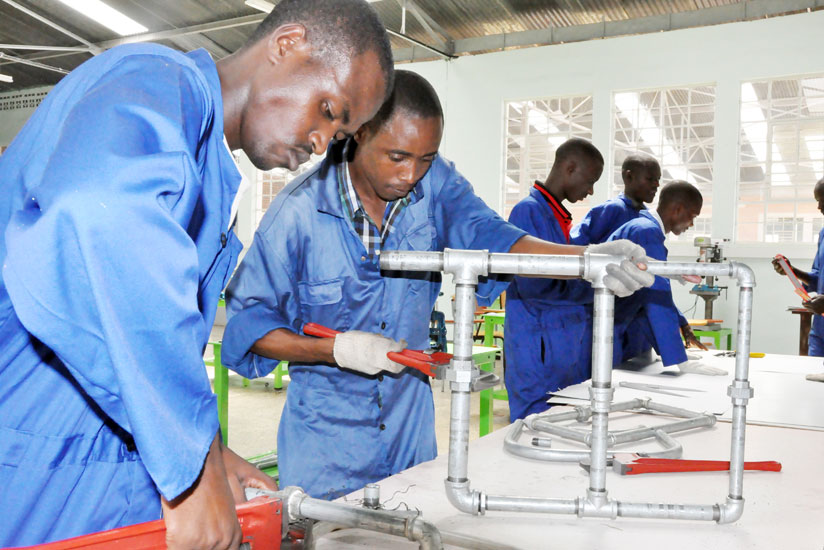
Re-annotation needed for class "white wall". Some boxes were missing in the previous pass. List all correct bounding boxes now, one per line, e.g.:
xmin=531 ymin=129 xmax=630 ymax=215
xmin=403 ymin=11 xmax=824 ymax=355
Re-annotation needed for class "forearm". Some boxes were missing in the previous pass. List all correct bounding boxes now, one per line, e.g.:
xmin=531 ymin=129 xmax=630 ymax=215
xmin=508 ymin=235 xmax=586 ymax=256
xmin=251 ymin=327 xmax=336 ymax=364
xmin=793 ymin=268 xmax=813 ymax=286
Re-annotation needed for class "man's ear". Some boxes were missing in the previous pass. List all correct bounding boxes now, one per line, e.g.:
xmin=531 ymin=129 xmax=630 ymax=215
xmin=353 ymin=124 xmax=372 ymax=145
xmin=265 ymin=23 xmax=309 ymax=65
xmin=565 ymin=158 xmax=577 ymax=175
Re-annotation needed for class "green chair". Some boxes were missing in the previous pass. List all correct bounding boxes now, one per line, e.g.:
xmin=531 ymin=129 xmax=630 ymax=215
xmin=479 ymin=311 xmax=508 ymax=437
xmin=691 ymin=327 xmax=733 ymax=350
xmin=205 ymin=340 xmax=288 ymax=444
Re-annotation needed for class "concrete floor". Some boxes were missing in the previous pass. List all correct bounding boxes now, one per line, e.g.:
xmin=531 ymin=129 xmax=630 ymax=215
xmin=204 ymin=347 xmax=511 ymax=461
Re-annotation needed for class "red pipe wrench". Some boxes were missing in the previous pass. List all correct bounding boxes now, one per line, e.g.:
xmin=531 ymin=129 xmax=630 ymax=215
xmin=611 ymin=453 xmax=782 ymax=475
xmin=303 ymin=322 xmax=451 ymax=378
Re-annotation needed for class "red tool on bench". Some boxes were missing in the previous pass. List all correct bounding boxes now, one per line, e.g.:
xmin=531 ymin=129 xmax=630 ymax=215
xmin=303 ymin=322 xmax=451 ymax=378
xmin=611 ymin=453 xmax=782 ymax=476
xmin=23 ymin=496 xmax=283 ymax=549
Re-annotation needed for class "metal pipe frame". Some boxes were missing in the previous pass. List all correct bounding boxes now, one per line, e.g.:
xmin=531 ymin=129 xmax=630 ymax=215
xmin=379 ymin=249 xmax=755 ymax=524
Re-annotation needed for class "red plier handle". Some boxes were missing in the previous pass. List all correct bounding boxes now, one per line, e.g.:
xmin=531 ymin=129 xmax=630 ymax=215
xmin=302 ymin=322 xmax=450 ymax=378
xmin=624 ymin=458 xmax=782 ymax=475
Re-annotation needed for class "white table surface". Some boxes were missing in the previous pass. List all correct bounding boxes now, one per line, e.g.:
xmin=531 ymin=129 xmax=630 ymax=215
xmin=550 ymin=351 xmax=824 ymax=430
xmin=320 ymin=353 xmax=824 ymax=549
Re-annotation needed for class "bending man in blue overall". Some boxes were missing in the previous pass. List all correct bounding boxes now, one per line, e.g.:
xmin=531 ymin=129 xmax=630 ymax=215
xmin=571 ymin=154 xmax=661 ymax=246
xmin=0 ymin=0 xmax=393 ymax=547
xmin=504 ymin=139 xmax=605 ymax=421
xmin=772 ymin=176 xmax=824 ymax=381
xmin=609 ymin=181 xmax=725 ymax=375
xmin=221 ymin=71 xmax=654 ymax=500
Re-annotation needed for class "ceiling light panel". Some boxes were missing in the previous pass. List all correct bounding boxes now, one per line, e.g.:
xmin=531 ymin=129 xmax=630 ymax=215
xmin=56 ymin=0 xmax=148 ymax=36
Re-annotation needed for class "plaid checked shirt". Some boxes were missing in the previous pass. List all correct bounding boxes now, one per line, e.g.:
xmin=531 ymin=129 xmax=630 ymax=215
xmin=338 ymin=154 xmax=418 ymax=260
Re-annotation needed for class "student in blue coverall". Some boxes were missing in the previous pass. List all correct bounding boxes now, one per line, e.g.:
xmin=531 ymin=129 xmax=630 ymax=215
xmin=772 ymin=176 xmax=824 ymax=381
xmin=0 ymin=1 xmax=393 ymax=547
xmin=569 ymin=154 xmax=664 ymax=370
xmin=608 ymin=181 xmax=725 ymax=375
xmin=504 ymin=139 xmax=605 ymax=421
xmin=571 ymin=154 xmax=661 ymax=246
xmin=221 ymin=71 xmax=654 ymax=499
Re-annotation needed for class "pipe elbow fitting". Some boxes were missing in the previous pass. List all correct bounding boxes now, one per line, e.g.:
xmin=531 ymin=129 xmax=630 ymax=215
xmin=444 ymin=479 xmax=484 ymax=515
xmin=718 ymin=497 xmax=744 ymax=524
xmin=407 ymin=516 xmax=444 ymax=550
xmin=731 ymin=262 xmax=756 ymax=288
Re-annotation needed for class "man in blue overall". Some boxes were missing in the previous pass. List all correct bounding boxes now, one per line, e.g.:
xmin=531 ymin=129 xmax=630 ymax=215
xmin=0 ymin=0 xmax=393 ymax=547
xmin=571 ymin=154 xmax=661 ymax=246
xmin=609 ymin=181 xmax=726 ymax=375
xmin=221 ymin=71 xmax=654 ymax=499
xmin=504 ymin=139 xmax=605 ymax=421
xmin=772 ymin=176 xmax=824 ymax=381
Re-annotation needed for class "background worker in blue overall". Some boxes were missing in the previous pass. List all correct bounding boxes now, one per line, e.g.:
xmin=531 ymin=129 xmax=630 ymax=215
xmin=570 ymin=154 xmax=663 ymax=367
xmin=504 ymin=139 xmax=605 ymax=421
xmin=608 ymin=181 xmax=725 ymax=375
xmin=571 ymin=154 xmax=661 ymax=246
xmin=0 ymin=1 xmax=393 ymax=547
xmin=772 ymin=176 xmax=824 ymax=381
xmin=221 ymin=71 xmax=654 ymax=500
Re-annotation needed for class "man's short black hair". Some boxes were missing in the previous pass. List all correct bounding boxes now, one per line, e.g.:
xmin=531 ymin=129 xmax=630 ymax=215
xmin=555 ymin=138 xmax=604 ymax=166
xmin=622 ymin=153 xmax=659 ymax=175
xmin=363 ymin=70 xmax=443 ymax=132
xmin=248 ymin=0 xmax=394 ymax=96
xmin=659 ymin=180 xmax=703 ymax=209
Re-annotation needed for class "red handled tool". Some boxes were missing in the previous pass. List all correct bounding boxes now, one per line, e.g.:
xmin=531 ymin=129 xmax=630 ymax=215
xmin=24 ymin=496 xmax=283 ymax=549
xmin=611 ymin=453 xmax=782 ymax=476
xmin=303 ymin=322 xmax=451 ymax=378
xmin=775 ymin=254 xmax=815 ymax=302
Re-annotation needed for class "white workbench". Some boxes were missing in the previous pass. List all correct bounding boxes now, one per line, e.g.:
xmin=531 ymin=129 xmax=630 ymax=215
xmin=320 ymin=353 xmax=824 ymax=549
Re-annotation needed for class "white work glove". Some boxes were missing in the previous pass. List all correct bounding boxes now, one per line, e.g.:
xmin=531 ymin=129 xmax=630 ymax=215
xmin=677 ymin=360 xmax=727 ymax=376
xmin=806 ymin=372 xmax=824 ymax=383
xmin=333 ymin=331 xmax=407 ymax=375
xmin=585 ymin=240 xmax=655 ymax=297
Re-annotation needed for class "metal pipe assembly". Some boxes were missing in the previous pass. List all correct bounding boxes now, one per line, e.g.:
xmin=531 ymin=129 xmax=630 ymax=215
xmin=247 ymin=486 xmax=444 ymax=549
xmin=380 ymin=248 xmax=756 ymax=524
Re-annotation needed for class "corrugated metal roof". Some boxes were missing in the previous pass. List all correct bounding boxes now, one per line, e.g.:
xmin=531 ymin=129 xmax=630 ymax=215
xmin=0 ymin=0 xmax=820 ymax=92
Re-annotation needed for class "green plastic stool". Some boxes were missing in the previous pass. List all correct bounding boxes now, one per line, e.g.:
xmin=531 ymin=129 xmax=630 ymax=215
xmin=691 ymin=327 xmax=733 ymax=350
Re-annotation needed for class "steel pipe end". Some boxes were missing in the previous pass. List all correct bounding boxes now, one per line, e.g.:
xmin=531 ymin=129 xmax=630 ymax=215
xmin=718 ymin=497 xmax=744 ymax=524
xmin=444 ymin=479 xmax=483 ymax=515
xmin=275 ymin=486 xmax=309 ymax=523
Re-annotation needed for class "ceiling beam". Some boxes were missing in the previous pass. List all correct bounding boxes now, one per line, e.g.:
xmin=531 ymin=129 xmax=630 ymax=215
xmin=0 ymin=0 xmax=102 ymax=54
xmin=0 ymin=44 xmax=92 ymax=52
xmin=394 ymin=0 xmax=454 ymax=54
xmin=386 ymin=28 xmax=454 ymax=59
xmin=0 ymin=51 xmax=69 ymax=74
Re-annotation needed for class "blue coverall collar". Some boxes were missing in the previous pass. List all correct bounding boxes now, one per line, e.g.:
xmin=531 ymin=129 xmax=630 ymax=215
xmin=618 ymin=193 xmax=646 ymax=211
xmin=185 ymin=49 xmax=243 ymax=220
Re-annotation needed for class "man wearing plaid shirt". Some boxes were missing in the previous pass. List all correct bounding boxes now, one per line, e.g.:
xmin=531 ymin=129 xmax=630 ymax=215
xmin=221 ymin=71 xmax=653 ymax=499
